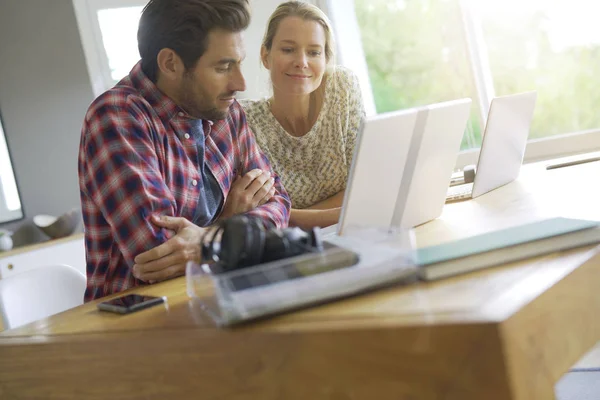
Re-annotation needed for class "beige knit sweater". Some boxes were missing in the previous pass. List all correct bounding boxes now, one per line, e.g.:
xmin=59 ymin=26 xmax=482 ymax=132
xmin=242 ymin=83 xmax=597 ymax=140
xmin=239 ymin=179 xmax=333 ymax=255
xmin=240 ymin=66 xmax=365 ymax=209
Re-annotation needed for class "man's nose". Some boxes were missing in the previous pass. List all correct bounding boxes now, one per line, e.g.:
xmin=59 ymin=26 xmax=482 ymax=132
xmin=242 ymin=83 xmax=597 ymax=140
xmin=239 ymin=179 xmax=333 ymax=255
xmin=230 ymin=67 xmax=246 ymax=93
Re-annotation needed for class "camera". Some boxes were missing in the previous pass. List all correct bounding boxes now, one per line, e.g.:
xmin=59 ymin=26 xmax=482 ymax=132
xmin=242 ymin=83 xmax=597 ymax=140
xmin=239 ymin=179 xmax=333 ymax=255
xmin=202 ymin=215 xmax=324 ymax=273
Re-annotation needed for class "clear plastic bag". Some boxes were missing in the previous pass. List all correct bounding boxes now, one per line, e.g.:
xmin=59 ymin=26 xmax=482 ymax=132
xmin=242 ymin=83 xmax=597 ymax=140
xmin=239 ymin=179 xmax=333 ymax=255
xmin=186 ymin=225 xmax=417 ymax=326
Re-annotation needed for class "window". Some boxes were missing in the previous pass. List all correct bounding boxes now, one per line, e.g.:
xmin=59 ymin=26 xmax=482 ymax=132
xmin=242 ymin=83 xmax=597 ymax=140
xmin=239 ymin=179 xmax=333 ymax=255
xmin=353 ymin=0 xmax=482 ymax=150
xmin=477 ymin=0 xmax=600 ymax=140
xmin=72 ymin=0 xmax=282 ymax=100
xmin=0 ymin=113 xmax=23 ymax=224
xmin=97 ymin=6 xmax=144 ymax=82
xmin=329 ymin=0 xmax=600 ymax=162
xmin=73 ymin=0 xmax=600 ymax=162
xmin=73 ymin=0 xmax=147 ymax=96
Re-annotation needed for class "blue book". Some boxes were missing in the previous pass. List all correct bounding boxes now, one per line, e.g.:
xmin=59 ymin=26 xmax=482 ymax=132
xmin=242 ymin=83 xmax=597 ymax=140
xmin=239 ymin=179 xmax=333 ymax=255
xmin=416 ymin=217 xmax=600 ymax=280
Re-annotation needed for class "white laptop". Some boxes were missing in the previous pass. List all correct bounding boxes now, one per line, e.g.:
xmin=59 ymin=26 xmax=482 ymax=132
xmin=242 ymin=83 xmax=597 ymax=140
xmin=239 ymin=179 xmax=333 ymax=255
xmin=326 ymin=98 xmax=472 ymax=238
xmin=336 ymin=107 xmax=419 ymax=235
xmin=391 ymin=98 xmax=472 ymax=229
xmin=446 ymin=91 xmax=537 ymax=203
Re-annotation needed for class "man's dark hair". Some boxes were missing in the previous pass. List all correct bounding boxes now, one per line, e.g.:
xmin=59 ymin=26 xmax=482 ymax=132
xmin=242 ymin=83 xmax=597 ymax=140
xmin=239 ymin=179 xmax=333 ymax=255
xmin=138 ymin=0 xmax=251 ymax=82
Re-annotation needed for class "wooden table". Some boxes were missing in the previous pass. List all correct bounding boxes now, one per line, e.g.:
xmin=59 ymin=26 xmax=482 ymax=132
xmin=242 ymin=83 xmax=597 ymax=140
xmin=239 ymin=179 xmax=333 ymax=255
xmin=1 ymin=159 xmax=600 ymax=400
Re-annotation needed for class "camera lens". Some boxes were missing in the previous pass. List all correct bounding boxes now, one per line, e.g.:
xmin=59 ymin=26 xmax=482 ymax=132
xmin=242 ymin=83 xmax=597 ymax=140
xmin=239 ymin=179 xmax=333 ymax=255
xmin=262 ymin=227 xmax=316 ymax=263
xmin=203 ymin=215 xmax=324 ymax=273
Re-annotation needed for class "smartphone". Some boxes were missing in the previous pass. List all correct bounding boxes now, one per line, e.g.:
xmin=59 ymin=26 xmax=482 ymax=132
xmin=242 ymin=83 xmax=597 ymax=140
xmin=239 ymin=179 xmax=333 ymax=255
xmin=97 ymin=294 xmax=167 ymax=314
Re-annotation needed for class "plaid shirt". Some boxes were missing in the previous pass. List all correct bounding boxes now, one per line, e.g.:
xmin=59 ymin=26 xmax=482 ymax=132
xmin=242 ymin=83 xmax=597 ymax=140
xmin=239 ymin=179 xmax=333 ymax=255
xmin=78 ymin=62 xmax=291 ymax=301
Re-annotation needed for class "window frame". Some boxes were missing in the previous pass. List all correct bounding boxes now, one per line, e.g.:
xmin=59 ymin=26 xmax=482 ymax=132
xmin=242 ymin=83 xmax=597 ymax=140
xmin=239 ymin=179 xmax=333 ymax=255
xmin=325 ymin=0 xmax=600 ymax=166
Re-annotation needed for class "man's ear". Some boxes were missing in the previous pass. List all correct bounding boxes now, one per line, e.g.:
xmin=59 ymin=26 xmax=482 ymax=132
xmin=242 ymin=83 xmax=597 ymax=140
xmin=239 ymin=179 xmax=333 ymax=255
xmin=260 ymin=46 xmax=270 ymax=70
xmin=156 ymin=48 xmax=184 ymax=81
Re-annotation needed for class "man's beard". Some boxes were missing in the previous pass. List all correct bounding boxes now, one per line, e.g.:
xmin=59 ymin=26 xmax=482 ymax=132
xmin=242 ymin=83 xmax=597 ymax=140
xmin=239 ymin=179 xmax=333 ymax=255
xmin=178 ymin=77 xmax=231 ymax=121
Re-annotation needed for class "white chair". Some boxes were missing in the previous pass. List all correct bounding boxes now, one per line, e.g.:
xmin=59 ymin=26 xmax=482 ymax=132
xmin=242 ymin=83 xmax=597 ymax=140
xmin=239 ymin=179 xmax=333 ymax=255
xmin=0 ymin=264 xmax=86 ymax=330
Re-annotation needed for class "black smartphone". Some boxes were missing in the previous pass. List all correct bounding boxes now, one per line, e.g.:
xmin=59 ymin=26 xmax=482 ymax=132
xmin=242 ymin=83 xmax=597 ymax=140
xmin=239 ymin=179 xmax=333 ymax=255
xmin=97 ymin=294 xmax=167 ymax=314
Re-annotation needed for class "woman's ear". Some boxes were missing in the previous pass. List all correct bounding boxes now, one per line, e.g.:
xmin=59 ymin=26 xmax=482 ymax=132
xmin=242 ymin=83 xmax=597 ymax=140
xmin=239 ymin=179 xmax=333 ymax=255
xmin=260 ymin=46 xmax=270 ymax=70
xmin=156 ymin=48 xmax=184 ymax=81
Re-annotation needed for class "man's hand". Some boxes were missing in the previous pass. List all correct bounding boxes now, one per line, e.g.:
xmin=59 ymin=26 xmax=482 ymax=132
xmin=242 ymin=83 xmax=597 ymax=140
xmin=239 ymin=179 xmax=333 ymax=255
xmin=133 ymin=215 xmax=205 ymax=284
xmin=220 ymin=168 xmax=276 ymax=218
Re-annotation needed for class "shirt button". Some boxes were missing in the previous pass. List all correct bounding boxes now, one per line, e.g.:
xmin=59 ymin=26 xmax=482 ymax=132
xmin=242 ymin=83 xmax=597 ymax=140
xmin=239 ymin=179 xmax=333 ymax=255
xmin=184 ymin=133 xmax=190 ymax=139
xmin=192 ymin=179 xmax=198 ymax=186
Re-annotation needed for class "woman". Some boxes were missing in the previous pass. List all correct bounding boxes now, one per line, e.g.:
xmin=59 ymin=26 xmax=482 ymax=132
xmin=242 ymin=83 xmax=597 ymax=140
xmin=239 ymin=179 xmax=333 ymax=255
xmin=240 ymin=1 xmax=365 ymax=229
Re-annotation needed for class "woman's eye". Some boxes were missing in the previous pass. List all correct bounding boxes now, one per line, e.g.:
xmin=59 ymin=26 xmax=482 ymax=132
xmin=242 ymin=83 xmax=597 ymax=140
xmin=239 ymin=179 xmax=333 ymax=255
xmin=281 ymin=48 xmax=294 ymax=53
xmin=309 ymin=51 xmax=322 ymax=57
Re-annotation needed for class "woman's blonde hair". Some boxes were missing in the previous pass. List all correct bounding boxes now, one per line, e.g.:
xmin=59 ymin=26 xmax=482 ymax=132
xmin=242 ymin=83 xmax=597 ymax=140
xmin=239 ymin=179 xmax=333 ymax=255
xmin=262 ymin=1 xmax=336 ymax=67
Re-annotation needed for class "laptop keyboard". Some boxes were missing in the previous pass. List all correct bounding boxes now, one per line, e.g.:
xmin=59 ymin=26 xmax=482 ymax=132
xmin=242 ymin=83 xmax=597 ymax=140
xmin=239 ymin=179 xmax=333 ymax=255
xmin=446 ymin=183 xmax=474 ymax=203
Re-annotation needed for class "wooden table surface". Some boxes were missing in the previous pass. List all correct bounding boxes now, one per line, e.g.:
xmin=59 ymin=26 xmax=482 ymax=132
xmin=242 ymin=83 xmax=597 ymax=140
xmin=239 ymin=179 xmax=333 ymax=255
xmin=1 ymin=159 xmax=600 ymax=400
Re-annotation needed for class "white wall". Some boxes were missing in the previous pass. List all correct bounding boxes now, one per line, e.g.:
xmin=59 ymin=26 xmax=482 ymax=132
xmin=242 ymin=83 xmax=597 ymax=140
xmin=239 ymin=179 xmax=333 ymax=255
xmin=0 ymin=0 xmax=95 ymax=244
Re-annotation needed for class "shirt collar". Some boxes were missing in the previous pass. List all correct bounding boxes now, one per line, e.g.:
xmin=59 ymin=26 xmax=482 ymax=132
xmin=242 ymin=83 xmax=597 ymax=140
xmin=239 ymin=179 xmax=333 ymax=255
xmin=127 ymin=62 xmax=216 ymax=131
xmin=128 ymin=61 xmax=187 ymax=122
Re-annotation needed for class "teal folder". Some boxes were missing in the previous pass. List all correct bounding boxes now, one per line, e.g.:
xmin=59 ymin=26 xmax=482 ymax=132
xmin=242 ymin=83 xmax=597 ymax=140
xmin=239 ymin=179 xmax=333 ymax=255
xmin=417 ymin=217 xmax=600 ymax=280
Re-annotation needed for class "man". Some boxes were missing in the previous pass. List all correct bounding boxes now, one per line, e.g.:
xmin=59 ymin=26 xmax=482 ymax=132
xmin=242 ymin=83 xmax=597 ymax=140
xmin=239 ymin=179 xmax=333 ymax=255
xmin=78 ymin=0 xmax=291 ymax=301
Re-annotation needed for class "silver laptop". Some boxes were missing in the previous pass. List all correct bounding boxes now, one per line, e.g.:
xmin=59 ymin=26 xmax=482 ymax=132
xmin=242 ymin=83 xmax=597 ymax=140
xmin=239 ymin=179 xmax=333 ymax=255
xmin=327 ymin=98 xmax=472 ymax=238
xmin=446 ymin=91 xmax=537 ymax=203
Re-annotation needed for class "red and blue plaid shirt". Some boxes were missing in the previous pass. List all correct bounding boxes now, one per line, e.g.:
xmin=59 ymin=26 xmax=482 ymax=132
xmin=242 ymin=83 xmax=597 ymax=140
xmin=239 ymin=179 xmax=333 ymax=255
xmin=78 ymin=62 xmax=291 ymax=301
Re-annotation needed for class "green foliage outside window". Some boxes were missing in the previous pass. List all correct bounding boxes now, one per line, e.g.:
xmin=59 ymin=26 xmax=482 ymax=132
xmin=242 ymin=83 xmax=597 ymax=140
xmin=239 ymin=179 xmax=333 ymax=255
xmin=354 ymin=0 xmax=600 ymax=150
